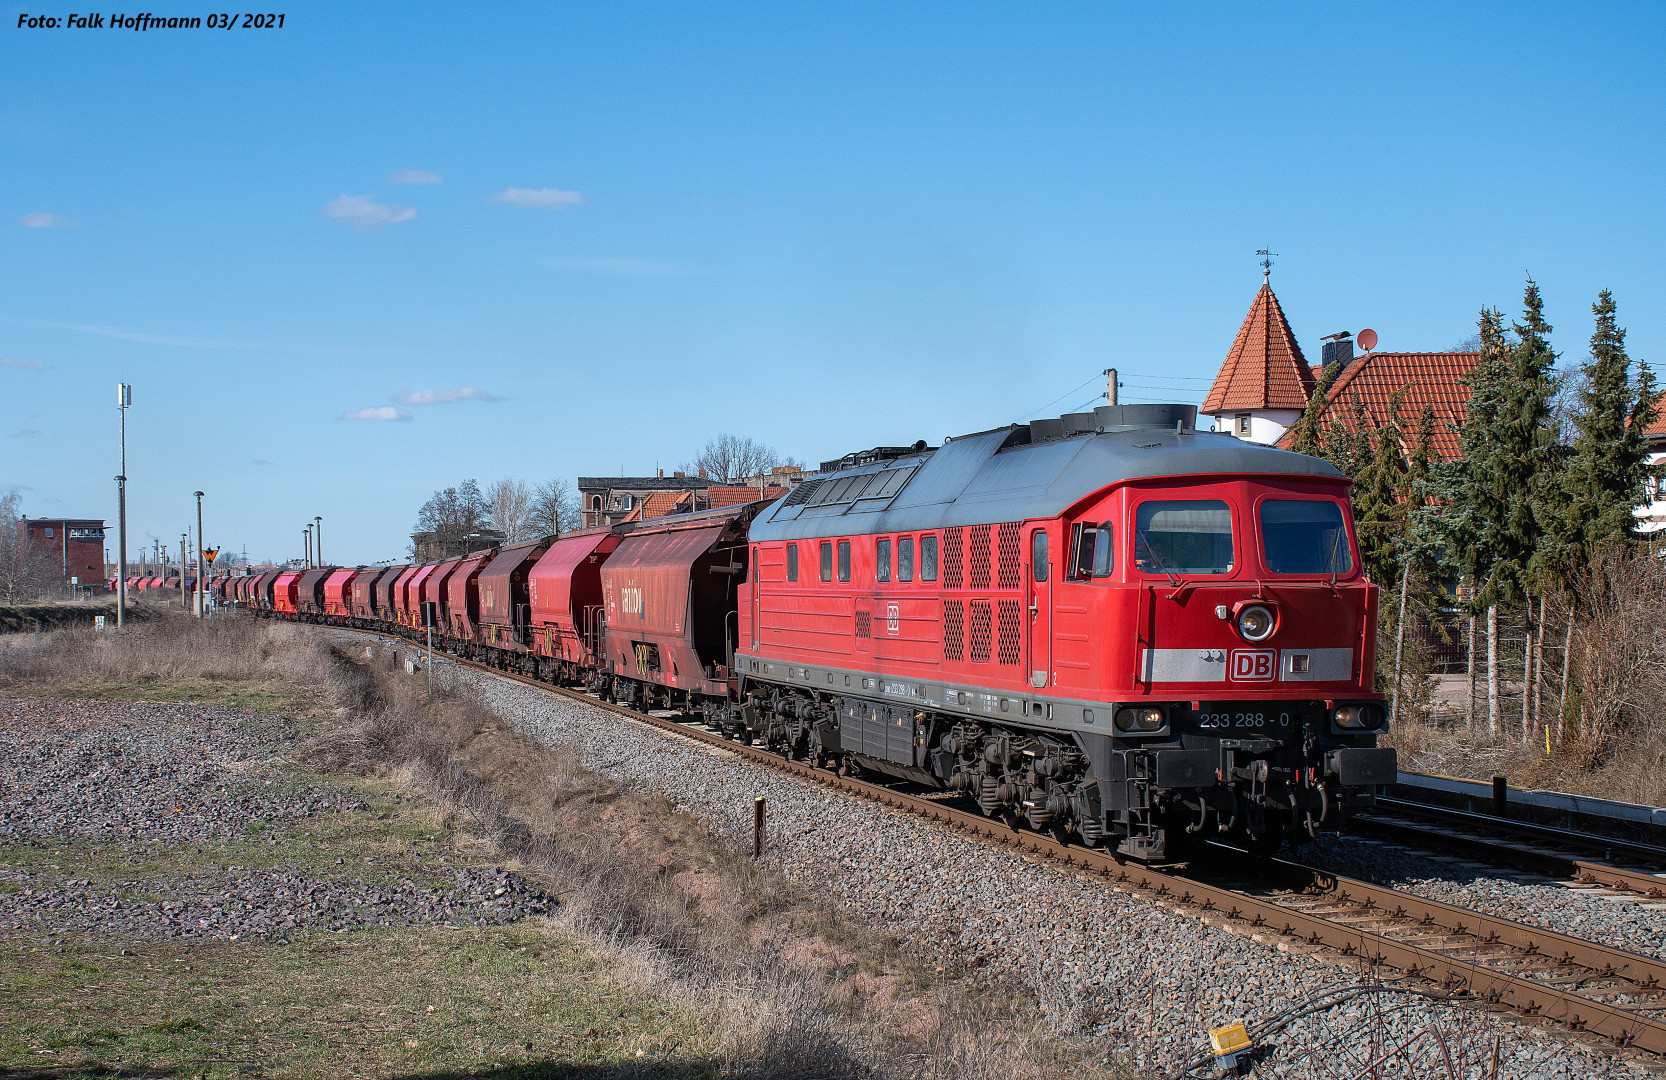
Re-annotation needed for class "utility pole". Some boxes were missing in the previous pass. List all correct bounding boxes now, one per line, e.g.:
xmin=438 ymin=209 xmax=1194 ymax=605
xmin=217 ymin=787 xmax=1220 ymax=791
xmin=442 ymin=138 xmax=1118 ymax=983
xmin=1104 ymin=368 xmax=1118 ymax=406
xmin=180 ymin=533 xmax=187 ymax=608
xmin=194 ymin=491 xmax=205 ymax=618
xmin=314 ymin=515 xmax=323 ymax=566
xmin=116 ymin=383 xmax=130 ymax=628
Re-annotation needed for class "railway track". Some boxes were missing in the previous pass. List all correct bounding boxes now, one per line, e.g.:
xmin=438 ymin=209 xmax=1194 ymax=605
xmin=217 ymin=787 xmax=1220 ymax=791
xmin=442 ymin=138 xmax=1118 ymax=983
xmin=362 ymin=632 xmax=1666 ymax=1060
xmin=1355 ymin=798 xmax=1666 ymax=899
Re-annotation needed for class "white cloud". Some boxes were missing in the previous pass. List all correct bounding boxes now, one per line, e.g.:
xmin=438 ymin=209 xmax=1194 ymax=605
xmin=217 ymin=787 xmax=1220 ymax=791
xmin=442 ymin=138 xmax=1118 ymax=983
xmin=388 ymin=169 xmax=442 ymax=185
xmin=321 ymin=194 xmax=417 ymax=230
xmin=542 ymin=256 xmax=699 ymax=278
xmin=251 ymin=458 xmax=274 ymax=466
xmin=0 ymin=357 xmax=43 ymax=369
xmin=338 ymin=406 xmax=412 ymax=421
xmin=19 ymin=212 xmax=75 ymax=229
xmin=393 ymin=387 xmax=506 ymax=406
xmin=490 ymin=187 xmax=585 ymax=209
xmin=8 ymin=429 xmax=40 ymax=438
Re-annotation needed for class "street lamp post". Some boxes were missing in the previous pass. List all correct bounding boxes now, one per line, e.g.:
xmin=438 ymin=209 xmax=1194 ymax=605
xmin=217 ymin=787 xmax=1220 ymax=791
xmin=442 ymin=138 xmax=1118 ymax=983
xmin=116 ymin=383 xmax=131 ymax=628
xmin=194 ymin=491 xmax=205 ymax=618
xmin=180 ymin=533 xmax=187 ymax=609
xmin=304 ymin=526 xmax=311 ymax=568
xmin=314 ymin=516 xmax=322 ymax=566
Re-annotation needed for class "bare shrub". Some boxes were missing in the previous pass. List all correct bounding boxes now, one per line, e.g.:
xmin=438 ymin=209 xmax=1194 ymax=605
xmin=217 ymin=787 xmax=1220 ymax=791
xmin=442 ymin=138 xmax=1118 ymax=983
xmin=1566 ymin=549 xmax=1666 ymax=757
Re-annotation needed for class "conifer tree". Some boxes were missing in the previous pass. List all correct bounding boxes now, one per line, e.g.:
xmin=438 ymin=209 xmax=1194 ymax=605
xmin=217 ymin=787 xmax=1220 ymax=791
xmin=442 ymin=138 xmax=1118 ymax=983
xmin=1349 ymin=388 xmax=1408 ymax=591
xmin=1288 ymin=359 xmax=1342 ymax=458
xmin=1554 ymin=290 xmax=1662 ymax=567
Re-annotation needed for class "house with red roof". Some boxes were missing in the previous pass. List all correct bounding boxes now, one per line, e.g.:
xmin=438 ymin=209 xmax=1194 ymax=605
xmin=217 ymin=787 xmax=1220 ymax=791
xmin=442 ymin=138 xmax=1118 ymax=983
xmin=1201 ymin=279 xmax=1479 ymax=462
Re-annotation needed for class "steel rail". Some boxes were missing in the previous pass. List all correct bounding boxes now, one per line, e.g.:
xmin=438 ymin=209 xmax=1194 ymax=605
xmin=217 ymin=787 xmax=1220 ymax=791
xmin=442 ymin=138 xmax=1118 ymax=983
xmin=1358 ymin=800 xmax=1666 ymax=898
xmin=335 ymin=623 xmax=1666 ymax=1057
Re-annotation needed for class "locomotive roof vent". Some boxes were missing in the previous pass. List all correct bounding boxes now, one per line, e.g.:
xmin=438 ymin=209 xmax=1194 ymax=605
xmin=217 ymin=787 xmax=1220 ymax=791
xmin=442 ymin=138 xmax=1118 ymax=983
xmin=1030 ymin=403 xmax=1198 ymax=441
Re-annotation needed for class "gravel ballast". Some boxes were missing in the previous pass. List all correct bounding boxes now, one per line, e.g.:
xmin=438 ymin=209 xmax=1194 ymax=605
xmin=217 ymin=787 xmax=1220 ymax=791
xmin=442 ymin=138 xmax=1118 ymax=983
xmin=451 ymin=660 xmax=1641 ymax=1078
xmin=0 ymin=697 xmax=552 ymax=943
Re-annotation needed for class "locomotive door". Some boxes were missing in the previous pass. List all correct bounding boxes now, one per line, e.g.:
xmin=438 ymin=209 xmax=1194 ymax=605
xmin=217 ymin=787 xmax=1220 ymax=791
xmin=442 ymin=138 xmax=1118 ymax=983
xmin=749 ymin=546 xmax=760 ymax=650
xmin=1026 ymin=527 xmax=1052 ymax=688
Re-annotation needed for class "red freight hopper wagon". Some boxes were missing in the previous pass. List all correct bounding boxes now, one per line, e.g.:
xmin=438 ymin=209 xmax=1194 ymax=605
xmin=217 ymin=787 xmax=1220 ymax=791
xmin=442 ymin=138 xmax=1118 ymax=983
xmin=476 ymin=540 xmax=551 ymax=659
xmin=422 ymin=558 xmax=465 ymax=631
xmin=401 ymin=564 xmax=440 ymax=628
xmin=271 ymin=570 xmax=303 ymax=614
xmin=444 ymin=549 xmax=495 ymax=643
xmin=599 ymin=505 xmax=760 ymax=716
xmin=251 ymin=572 xmax=276 ymax=609
xmin=296 ymin=568 xmax=333 ymax=618
xmin=737 ymin=403 xmax=1394 ymax=861
xmin=390 ymin=565 xmax=423 ymax=626
xmin=372 ymin=565 xmax=410 ymax=621
xmin=528 ymin=528 xmax=622 ymax=680
xmin=323 ymin=568 xmax=357 ymax=617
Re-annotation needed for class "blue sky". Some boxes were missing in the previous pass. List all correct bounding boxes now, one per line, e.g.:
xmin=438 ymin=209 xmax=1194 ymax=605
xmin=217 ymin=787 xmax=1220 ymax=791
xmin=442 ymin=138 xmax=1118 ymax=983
xmin=3 ymin=2 xmax=1662 ymax=565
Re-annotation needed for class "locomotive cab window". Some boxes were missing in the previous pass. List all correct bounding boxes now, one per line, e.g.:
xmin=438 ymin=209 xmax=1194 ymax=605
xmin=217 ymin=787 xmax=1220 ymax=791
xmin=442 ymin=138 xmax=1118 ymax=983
xmin=787 ymin=543 xmax=799 ymax=582
xmin=1069 ymin=523 xmax=1113 ymax=579
xmin=921 ymin=535 xmax=938 ymax=581
xmin=876 ymin=538 xmax=891 ymax=582
xmin=837 ymin=540 xmax=851 ymax=582
xmin=820 ymin=541 xmax=833 ymax=582
xmin=1259 ymin=499 xmax=1353 ymax=575
xmin=898 ymin=537 xmax=914 ymax=582
xmin=1134 ymin=500 xmax=1234 ymax=575
xmin=1032 ymin=530 xmax=1048 ymax=582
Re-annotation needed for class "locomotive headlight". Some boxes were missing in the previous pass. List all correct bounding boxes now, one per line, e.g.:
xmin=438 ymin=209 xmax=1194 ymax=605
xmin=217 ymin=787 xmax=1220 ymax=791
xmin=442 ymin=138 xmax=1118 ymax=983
xmin=1115 ymin=706 xmax=1166 ymax=732
xmin=1332 ymin=704 xmax=1384 ymax=730
xmin=1235 ymin=603 xmax=1276 ymax=642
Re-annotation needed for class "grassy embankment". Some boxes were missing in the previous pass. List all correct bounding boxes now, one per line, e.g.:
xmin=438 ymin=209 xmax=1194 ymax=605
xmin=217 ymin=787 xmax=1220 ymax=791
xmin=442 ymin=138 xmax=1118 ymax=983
xmin=0 ymin=615 xmax=1123 ymax=1080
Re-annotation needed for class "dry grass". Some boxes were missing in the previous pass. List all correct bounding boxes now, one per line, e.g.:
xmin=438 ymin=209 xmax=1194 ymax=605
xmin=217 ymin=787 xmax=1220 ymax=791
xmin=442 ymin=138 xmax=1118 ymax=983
xmin=0 ymin=613 xmax=1134 ymax=1079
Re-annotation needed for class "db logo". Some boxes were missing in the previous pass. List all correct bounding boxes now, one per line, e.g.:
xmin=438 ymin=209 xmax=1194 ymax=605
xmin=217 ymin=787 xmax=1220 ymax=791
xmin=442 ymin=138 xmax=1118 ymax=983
xmin=1230 ymin=649 xmax=1276 ymax=682
xmin=886 ymin=603 xmax=900 ymax=635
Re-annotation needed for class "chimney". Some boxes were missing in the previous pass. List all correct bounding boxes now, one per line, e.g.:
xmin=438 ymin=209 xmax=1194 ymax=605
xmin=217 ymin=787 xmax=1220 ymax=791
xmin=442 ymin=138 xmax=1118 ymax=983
xmin=1320 ymin=332 xmax=1354 ymax=374
xmin=674 ymin=470 xmax=685 ymax=478
xmin=658 ymin=468 xmax=664 ymax=478
xmin=698 ymin=468 xmax=707 ymax=478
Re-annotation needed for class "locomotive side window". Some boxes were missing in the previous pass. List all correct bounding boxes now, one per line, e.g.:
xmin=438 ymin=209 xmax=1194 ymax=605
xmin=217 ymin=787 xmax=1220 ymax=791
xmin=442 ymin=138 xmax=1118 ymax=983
xmin=898 ymin=537 xmax=914 ymax=581
xmin=1069 ymin=523 xmax=1114 ymax=579
xmin=787 ymin=544 xmax=799 ymax=582
xmin=921 ymin=535 xmax=938 ymax=581
xmin=820 ymin=541 xmax=833 ymax=582
xmin=837 ymin=540 xmax=851 ymax=582
xmin=876 ymin=538 xmax=891 ymax=582
xmin=1134 ymin=500 xmax=1233 ymax=575
xmin=1032 ymin=530 xmax=1049 ymax=582
xmin=1260 ymin=499 xmax=1353 ymax=575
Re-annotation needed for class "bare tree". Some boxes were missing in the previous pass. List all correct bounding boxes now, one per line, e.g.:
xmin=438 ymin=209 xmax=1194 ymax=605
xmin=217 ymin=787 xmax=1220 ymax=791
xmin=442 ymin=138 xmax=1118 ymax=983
xmin=531 ymin=478 xmax=580 ymax=537
xmin=0 ymin=491 xmax=62 ymax=602
xmin=485 ymin=478 xmax=538 ymax=544
xmin=684 ymin=434 xmax=798 ymax=484
xmin=411 ymin=479 xmax=492 ymax=559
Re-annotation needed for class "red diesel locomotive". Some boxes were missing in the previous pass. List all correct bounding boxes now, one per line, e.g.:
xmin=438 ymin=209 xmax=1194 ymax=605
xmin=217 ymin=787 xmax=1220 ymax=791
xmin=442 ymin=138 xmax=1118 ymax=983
xmin=247 ymin=402 xmax=1393 ymax=861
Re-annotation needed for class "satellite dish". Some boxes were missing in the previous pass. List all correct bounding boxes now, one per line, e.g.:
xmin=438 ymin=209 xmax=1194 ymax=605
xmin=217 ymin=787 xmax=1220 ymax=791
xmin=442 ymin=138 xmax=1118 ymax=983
xmin=1358 ymin=328 xmax=1378 ymax=351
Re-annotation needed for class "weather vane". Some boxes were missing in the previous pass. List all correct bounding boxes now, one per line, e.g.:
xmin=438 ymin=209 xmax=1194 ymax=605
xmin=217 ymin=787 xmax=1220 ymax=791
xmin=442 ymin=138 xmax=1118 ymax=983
xmin=1256 ymin=249 xmax=1277 ymax=283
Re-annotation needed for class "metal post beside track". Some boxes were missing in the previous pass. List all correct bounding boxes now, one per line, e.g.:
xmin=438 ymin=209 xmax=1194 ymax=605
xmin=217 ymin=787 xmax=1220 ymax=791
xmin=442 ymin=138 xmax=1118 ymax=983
xmin=753 ymin=795 xmax=765 ymax=858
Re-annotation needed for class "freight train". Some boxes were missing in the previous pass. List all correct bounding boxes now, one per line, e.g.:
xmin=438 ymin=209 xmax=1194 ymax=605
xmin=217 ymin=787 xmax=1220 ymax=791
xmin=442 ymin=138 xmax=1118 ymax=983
xmin=232 ymin=403 xmax=1395 ymax=861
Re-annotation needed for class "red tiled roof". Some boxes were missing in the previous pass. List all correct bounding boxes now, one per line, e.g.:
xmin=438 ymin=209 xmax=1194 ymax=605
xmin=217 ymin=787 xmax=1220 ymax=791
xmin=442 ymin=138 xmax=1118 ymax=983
xmin=706 ymin=485 xmax=786 ymax=508
xmin=1274 ymin=351 xmax=1480 ymax=459
xmin=1201 ymin=285 xmax=1314 ymax=413
xmin=1645 ymin=413 xmax=1666 ymax=439
xmin=639 ymin=491 xmax=685 ymax=519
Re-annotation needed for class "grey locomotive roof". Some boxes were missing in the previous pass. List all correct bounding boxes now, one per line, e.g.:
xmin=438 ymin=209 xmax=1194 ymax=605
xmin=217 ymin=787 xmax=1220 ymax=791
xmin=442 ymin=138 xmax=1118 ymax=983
xmin=750 ymin=403 xmax=1343 ymax=542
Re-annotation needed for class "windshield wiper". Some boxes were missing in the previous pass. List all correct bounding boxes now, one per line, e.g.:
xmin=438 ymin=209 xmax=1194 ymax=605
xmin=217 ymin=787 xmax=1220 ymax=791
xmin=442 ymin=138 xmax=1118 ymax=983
xmin=1135 ymin=530 xmax=1181 ymax=587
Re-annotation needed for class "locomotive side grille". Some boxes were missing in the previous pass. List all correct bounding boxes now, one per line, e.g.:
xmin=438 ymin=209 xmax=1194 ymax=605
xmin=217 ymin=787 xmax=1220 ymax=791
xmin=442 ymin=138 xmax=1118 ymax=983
xmin=996 ymin=600 xmax=1022 ymax=665
xmin=968 ymin=600 xmax=992 ymax=664
xmin=854 ymin=610 xmax=872 ymax=639
xmin=943 ymin=527 xmax=965 ymax=589
xmin=996 ymin=522 xmax=1021 ymax=588
xmin=942 ymin=599 xmax=965 ymax=661
xmin=968 ymin=525 xmax=992 ymax=589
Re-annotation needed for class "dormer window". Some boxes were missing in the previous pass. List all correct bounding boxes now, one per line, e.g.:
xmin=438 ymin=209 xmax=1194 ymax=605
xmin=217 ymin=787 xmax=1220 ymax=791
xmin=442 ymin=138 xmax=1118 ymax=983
xmin=1235 ymin=414 xmax=1252 ymax=437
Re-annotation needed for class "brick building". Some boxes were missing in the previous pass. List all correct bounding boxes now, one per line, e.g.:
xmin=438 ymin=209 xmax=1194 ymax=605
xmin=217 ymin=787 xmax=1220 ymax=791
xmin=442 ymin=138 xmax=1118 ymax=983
xmin=18 ymin=517 xmax=107 ymax=588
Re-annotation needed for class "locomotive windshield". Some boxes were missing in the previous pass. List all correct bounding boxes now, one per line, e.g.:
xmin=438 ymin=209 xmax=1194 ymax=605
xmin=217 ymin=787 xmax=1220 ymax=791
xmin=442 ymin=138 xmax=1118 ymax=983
xmin=1133 ymin=500 xmax=1234 ymax=575
xmin=1259 ymin=499 xmax=1353 ymax=575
